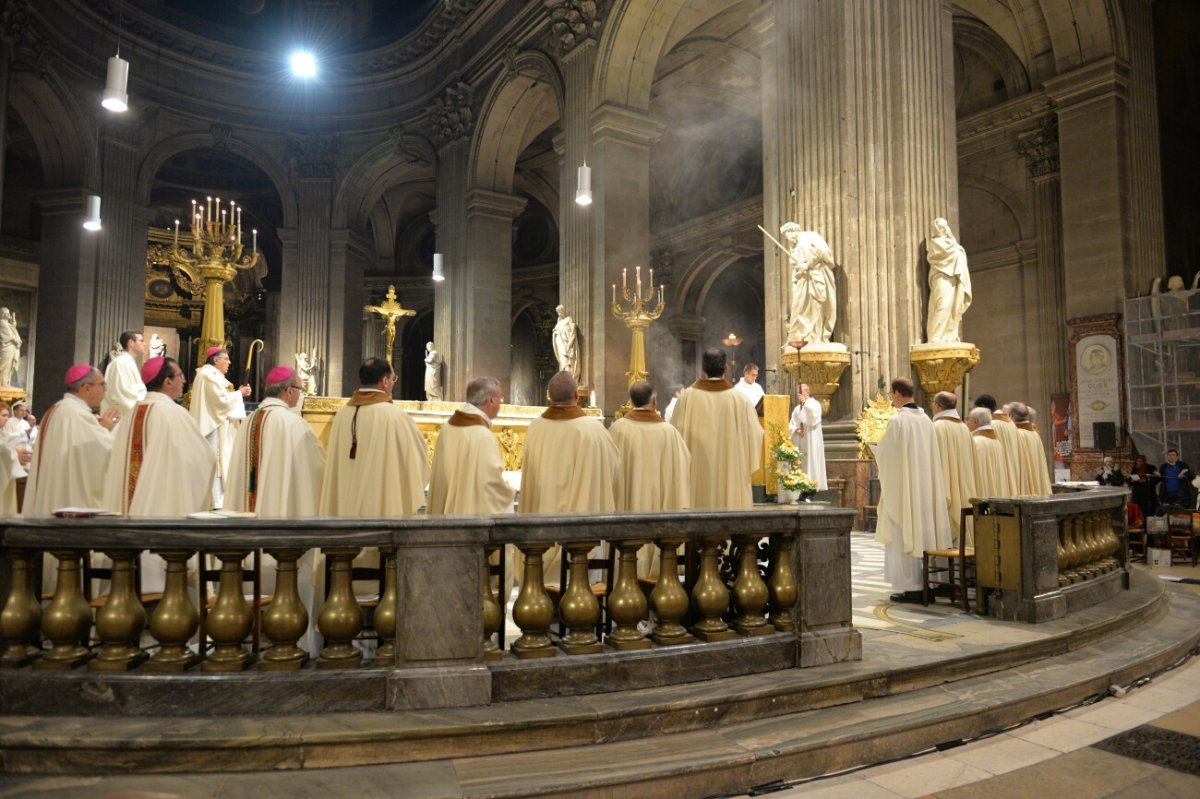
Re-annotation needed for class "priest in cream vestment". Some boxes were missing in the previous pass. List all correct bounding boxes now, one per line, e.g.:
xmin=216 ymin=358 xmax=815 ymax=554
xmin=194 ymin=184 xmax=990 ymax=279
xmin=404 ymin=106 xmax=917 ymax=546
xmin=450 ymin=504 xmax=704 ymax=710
xmin=1007 ymin=402 xmax=1053 ymax=497
xmin=225 ymin=366 xmax=325 ymax=652
xmin=967 ymin=407 xmax=1013 ymax=499
xmin=671 ymin=348 xmax=762 ymax=510
xmin=519 ymin=371 xmax=620 ymax=583
xmin=608 ymin=381 xmax=691 ymax=578
xmin=0 ymin=438 xmax=15 ymax=516
xmin=190 ymin=347 xmax=250 ymax=508
xmin=874 ymin=378 xmax=951 ymax=601
xmin=101 ymin=357 xmax=216 ymax=592
xmin=427 ymin=377 xmax=513 ymax=517
xmin=101 ymin=331 xmax=146 ymax=415
xmin=931 ymin=391 xmax=978 ymax=546
xmin=974 ymin=395 xmax=1021 ymax=495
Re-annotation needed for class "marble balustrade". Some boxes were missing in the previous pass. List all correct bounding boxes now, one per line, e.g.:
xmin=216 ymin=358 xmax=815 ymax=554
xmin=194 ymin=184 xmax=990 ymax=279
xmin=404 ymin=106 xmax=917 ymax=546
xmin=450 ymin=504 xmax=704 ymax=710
xmin=0 ymin=509 xmax=862 ymax=712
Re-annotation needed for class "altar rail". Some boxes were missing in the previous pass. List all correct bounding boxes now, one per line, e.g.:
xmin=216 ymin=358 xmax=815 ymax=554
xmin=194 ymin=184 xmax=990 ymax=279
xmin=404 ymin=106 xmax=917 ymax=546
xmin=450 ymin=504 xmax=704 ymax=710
xmin=0 ymin=508 xmax=861 ymax=715
xmin=973 ymin=486 xmax=1130 ymax=622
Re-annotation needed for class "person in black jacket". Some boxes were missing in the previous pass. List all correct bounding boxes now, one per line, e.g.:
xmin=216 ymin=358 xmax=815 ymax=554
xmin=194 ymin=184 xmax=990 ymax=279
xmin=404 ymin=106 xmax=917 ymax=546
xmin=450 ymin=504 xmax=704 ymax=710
xmin=1094 ymin=456 xmax=1126 ymax=486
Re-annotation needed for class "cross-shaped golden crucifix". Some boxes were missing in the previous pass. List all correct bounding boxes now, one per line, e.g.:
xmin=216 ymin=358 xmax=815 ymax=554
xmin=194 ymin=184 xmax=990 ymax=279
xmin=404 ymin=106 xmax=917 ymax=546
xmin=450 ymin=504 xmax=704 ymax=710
xmin=364 ymin=285 xmax=416 ymax=366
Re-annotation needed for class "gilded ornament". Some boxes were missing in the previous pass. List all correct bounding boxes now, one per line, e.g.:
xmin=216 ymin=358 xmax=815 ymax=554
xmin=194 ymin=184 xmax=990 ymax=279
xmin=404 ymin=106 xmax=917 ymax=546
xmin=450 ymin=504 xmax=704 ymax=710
xmin=856 ymin=394 xmax=899 ymax=459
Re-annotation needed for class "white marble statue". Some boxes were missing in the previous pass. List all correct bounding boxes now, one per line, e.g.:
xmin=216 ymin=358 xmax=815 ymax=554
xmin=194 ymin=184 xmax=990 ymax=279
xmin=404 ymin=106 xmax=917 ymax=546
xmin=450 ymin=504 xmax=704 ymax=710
xmin=552 ymin=304 xmax=580 ymax=380
xmin=149 ymin=333 xmax=166 ymax=359
xmin=295 ymin=350 xmax=318 ymax=395
xmin=0 ymin=307 xmax=21 ymax=388
xmin=782 ymin=224 xmax=837 ymax=348
xmin=424 ymin=341 xmax=444 ymax=401
xmin=925 ymin=217 xmax=973 ymax=344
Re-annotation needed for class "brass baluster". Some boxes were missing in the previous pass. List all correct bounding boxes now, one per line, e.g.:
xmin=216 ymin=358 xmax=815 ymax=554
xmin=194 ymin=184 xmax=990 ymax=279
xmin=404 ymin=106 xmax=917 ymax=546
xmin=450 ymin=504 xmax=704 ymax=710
xmin=373 ymin=546 xmax=398 ymax=667
xmin=1079 ymin=514 xmax=1101 ymax=578
xmin=1064 ymin=516 xmax=1084 ymax=582
xmin=260 ymin=548 xmax=310 ymax=671
xmin=482 ymin=545 xmax=503 ymax=661
xmin=732 ymin=535 xmax=771 ymax=635
xmin=145 ymin=550 xmax=199 ymax=672
xmin=607 ymin=539 xmax=650 ymax=651
xmin=0 ymin=549 xmax=42 ymax=667
xmin=691 ymin=536 xmax=736 ymax=642
xmin=511 ymin=543 xmax=556 ymax=658
xmin=767 ymin=533 xmax=798 ymax=632
xmin=1056 ymin=520 xmax=1070 ymax=587
xmin=203 ymin=549 xmax=254 ymax=672
xmin=317 ymin=547 xmax=364 ymax=669
xmin=650 ymin=537 xmax=693 ymax=646
xmin=90 ymin=549 xmax=146 ymax=671
xmin=558 ymin=541 xmax=602 ymax=654
xmin=36 ymin=550 xmax=92 ymax=669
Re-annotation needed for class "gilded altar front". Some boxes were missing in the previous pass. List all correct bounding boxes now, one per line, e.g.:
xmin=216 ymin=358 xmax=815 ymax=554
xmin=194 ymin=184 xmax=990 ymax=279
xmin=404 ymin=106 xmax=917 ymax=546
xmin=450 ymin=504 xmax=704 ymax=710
xmin=300 ymin=397 xmax=603 ymax=470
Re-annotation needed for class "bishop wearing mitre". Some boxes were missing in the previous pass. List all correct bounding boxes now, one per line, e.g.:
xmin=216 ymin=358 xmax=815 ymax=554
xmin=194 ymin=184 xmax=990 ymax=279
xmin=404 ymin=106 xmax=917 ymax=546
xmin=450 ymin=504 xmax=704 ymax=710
xmin=427 ymin=376 xmax=513 ymax=516
xmin=608 ymin=380 xmax=690 ymax=577
xmin=519 ymin=371 xmax=620 ymax=581
xmin=930 ymin=391 xmax=978 ymax=546
xmin=190 ymin=347 xmax=250 ymax=508
xmin=670 ymin=348 xmax=762 ymax=510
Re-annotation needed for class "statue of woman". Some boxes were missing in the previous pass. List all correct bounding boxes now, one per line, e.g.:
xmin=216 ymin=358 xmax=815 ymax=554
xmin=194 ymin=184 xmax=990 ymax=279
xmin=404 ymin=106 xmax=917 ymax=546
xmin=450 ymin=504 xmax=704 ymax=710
xmin=424 ymin=342 xmax=444 ymax=401
xmin=925 ymin=217 xmax=973 ymax=343
xmin=552 ymin=305 xmax=580 ymax=380
xmin=0 ymin=307 xmax=22 ymax=388
xmin=782 ymin=224 xmax=837 ymax=348
xmin=149 ymin=333 xmax=166 ymax=359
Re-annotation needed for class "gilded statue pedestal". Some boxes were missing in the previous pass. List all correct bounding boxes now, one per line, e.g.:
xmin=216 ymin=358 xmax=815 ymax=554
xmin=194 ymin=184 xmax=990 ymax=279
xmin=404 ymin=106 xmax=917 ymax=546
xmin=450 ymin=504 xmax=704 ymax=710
xmin=780 ymin=343 xmax=851 ymax=414
xmin=910 ymin=342 xmax=981 ymax=399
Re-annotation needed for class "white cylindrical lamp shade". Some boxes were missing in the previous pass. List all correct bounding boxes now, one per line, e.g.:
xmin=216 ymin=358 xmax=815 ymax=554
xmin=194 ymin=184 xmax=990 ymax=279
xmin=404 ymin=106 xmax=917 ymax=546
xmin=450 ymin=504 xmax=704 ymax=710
xmin=83 ymin=195 xmax=102 ymax=231
xmin=432 ymin=253 xmax=445 ymax=282
xmin=575 ymin=163 xmax=592 ymax=206
xmin=101 ymin=55 xmax=130 ymax=112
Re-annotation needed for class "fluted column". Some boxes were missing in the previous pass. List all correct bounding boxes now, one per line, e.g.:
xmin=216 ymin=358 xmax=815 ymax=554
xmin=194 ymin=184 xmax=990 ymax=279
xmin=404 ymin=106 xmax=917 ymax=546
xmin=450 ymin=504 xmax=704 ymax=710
xmin=328 ymin=229 xmax=370 ymax=391
xmin=464 ymin=189 xmax=527 ymax=390
xmin=1122 ymin=0 xmax=1166 ymax=288
xmin=433 ymin=142 xmax=470 ymax=398
xmin=94 ymin=129 xmax=149 ymax=356
xmin=760 ymin=0 xmax=958 ymax=415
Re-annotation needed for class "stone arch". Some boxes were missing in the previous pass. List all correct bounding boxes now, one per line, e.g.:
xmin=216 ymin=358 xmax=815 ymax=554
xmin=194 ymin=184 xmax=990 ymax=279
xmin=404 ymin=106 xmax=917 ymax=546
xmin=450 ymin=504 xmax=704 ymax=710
xmin=958 ymin=171 xmax=1031 ymax=249
xmin=470 ymin=50 xmax=564 ymax=193
xmin=7 ymin=70 xmax=91 ymax=188
xmin=695 ymin=253 xmax=761 ymax=317
xmin=333 ymin=132 xmax=439 ymax=231
xmin=954 ymin=16 xmax=1032 ymax=100
xmin=136 ymin=132 xmax=296 ymax=227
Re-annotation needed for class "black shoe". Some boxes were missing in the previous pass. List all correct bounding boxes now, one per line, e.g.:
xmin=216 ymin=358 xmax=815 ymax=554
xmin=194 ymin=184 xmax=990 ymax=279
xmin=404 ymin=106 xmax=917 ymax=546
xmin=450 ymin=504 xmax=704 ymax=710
xmin=889 ymin=591 xmax=923 ymax=603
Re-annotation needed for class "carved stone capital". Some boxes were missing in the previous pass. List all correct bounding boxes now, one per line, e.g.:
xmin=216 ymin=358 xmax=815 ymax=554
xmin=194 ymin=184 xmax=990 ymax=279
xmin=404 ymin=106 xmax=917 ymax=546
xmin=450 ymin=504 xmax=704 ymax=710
xmin=909 ymin=342 xmax=981 ymax=399
xmin=780 ymin=346 xmax=851 ymax=415
xmin=543 ymin=0 xmax=602 ymax=55
xmin=429 ymin=82 xmax=474 ymax=148
xmin=288 ymin=133 xmax=340 ymax=179
xmin=210 ymin=123 xmax=233 ymax=151
xmin=1016 ymin=118 xmax=1059 ymax=179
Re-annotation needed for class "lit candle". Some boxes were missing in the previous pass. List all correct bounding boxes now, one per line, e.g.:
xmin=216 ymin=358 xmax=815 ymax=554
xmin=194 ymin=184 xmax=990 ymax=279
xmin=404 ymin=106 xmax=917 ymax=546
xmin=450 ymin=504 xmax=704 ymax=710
xmin=622 ymin=267 xmax=627 ymax=289
xmin=649 ymin=268 xmax=654 ymax=286
xmin=173 ymin=219 xmax=179 ymax=247
xmin=636 ymin=265 xmax=641 ymax=294
xmin=659 ymin=284 xmax=664 ymax=303
xmin=237 ymin=207 xmax=242 ymax=240
xmin=252 ymin=228 xmax=257 ymax=256
xmin=612 ymin=283 xmax=616 ymax=303
xmin=221 ymin=209 xmax=226 ymax=234
xmin=207 ymin=196 xmax=212 ymax=222
xmin=215 ymin=197 xmax=221 ymax=229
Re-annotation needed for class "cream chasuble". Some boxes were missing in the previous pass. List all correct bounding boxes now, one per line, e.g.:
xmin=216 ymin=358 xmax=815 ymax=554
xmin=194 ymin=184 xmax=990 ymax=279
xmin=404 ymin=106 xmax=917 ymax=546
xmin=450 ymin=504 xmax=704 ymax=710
xmin=101 ymin=352 xmax=145 ymax=415
xmin=1016 ymin=423 xmax=1053 ymax=497
xmin=0 ymin=444 xmax=16 ymax=516
xmin=670 ymin=378 xmax=763 ymax=510
xmin=101 ymin=392 xmax=216 ymax=592
xmin=24 ymin=392 xmax=114 ymax=516
xmin=972 ymin=428 xmax=1012 ymax=499
xmin=990 ymin=413 xmax=1024 ymax=496
xmin=875 ymin=406 xmax=951 ymax=592
xmin=789 ymin=396 xmax=827 ymax=490
xmin=427 ymin=404 xmax=514 ymax=517
xmin=519 ymin=406 xmax=620 ymax=583
xmin=190 ymin=363 xmax=246 ymax=508
xmin=609 ymin=409 xmax=691 ymax=578
xmin=932 ymin=411 xmax=977 ymax=546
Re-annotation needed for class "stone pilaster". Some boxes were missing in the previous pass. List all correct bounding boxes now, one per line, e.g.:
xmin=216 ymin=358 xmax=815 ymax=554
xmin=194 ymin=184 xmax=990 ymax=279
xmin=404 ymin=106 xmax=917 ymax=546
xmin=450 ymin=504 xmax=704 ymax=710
xmin=589 ymin=103 xmax=661 ymax=411
xmin=1045 ymin=59 xmax=1136 ymax=319
xmin=1121 ymin=0 xmax=1166 ymax=287
xmin=761 ymin=0 xmax=958 ymax=418
xmin=328 ymin=229 xmax=370 ymax=392
xmin=31 ymin=189 xmax=98 ymax=410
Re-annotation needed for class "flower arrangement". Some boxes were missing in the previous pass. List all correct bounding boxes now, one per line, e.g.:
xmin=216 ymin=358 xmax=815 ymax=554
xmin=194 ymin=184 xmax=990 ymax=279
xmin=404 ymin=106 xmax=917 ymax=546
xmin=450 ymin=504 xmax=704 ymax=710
xmin=780 ymin=467 xmax=816 ymax=493
xmin=768 ymin=422 xmax=801 ymax=463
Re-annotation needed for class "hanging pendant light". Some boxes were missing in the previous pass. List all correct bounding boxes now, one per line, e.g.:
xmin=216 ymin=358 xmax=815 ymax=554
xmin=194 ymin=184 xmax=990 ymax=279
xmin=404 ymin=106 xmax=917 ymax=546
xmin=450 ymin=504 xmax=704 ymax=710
xmin=101 ymin=11 xmax=128 ymax=112
xmin=432 ymin=253 xmax=445 ymax=282
xmin=575 ymin=163 xmax=592 ymax=206
xmin=83 ymin=195 xmax=102 ymax=231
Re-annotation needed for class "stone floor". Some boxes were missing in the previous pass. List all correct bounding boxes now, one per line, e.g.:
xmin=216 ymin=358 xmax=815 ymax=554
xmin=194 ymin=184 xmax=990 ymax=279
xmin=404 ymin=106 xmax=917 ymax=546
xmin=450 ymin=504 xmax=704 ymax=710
xmin=1 ymin=535 xmax=1196 ymax=798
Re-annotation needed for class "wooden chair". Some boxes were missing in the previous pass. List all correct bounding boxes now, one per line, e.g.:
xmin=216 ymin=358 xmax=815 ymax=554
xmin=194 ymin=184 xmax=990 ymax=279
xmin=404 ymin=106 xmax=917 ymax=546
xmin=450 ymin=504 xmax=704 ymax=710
xmin=922 ymin=507 xmax=976 ymax=611
xmin=1127 ymin=520 xmax=1147 ymax=562
xmin=1166 ymin=511 xmax=1196 ymax=566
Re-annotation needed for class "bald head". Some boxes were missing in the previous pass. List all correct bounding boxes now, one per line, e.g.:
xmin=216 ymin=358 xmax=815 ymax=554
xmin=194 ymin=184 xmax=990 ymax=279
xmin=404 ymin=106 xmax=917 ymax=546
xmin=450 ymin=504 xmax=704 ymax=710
xmin=1008 ymin=402 xmax=1030 ymax=422
xmin=629 ymin=380 xmax=654 ymax=409
xmin=933 ymin=391 xmax=956 ymax=412
xmin=548 ymin=371 xmax=578 ymax=405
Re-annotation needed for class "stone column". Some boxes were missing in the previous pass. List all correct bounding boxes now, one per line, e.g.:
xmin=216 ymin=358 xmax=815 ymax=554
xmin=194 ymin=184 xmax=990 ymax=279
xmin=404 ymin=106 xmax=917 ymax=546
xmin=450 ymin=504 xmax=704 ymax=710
xmin=589 ymin=104 xmax=661 ymax=411
xmin=0 ymin=38 xmax=11 ymax=222
xmin=1121 ymin=0 xmax=1166 ymax=287
xmin=461 ymin=190 xmax=525 ymax=394
xmin=760 ymin=0 xmax=958 ymax=417
xmin=1017 ymin=119 xmax=1067 ymax=406
xmin=93 ymin=131 xmax=149 ymax=353
xmin=328 ymin=229 xmax=369 ymax=391
xmin=1045 ymin=59 xmax=1142 ymax=319
xmin=31 ymin=189 xmax=99 ymax=408
xmin=433 ymin=148 xmax=470 ymax=400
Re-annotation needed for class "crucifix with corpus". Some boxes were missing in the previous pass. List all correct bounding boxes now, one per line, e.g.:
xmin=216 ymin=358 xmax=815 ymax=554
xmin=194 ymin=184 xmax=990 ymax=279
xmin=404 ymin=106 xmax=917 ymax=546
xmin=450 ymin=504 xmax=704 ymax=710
xmin=364 ymin=285 xmax=416 ymax=366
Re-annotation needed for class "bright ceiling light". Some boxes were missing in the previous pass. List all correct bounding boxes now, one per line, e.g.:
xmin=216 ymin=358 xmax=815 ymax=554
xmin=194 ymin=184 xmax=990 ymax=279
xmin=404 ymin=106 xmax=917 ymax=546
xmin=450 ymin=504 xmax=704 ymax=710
xmin=289 ymin=50 xmax=318 ymax=79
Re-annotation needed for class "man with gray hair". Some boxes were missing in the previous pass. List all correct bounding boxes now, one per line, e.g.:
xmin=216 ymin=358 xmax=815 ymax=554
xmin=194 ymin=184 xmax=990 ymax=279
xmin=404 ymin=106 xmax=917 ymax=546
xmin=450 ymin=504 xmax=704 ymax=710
xmin=1008 ymin=401 xmax=1052 ymax=496
xmin=967 ymin=406 xmax=1012 ymax=499
xmin=427 ymin=376 xmax=514 ymax=516
xmin=931 ymin=390 xmax=977 ymax=546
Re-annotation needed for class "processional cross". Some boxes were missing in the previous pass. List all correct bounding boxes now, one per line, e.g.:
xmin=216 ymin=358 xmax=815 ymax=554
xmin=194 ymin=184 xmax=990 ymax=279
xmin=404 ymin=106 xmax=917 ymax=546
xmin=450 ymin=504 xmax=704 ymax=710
xmin=364 ymin=285 xmax=416 ymax=366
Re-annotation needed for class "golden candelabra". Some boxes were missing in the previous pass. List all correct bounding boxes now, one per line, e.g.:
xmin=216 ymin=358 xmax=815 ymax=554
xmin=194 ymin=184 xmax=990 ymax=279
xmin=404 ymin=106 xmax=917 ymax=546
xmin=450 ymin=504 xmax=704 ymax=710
xmin=364 ymin=285 xmax=416 ymax=367
xmin=167 ymin=196 xmax=261 ymax=363
xmin=611 ymin=266 xmax=665 ymax=412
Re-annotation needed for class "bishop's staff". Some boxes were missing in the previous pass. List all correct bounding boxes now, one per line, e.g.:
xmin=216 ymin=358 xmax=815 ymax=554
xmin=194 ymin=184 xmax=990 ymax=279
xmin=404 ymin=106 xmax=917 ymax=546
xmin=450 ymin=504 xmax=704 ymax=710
xmin=242 ymin=338 xmax=265 ymax=391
